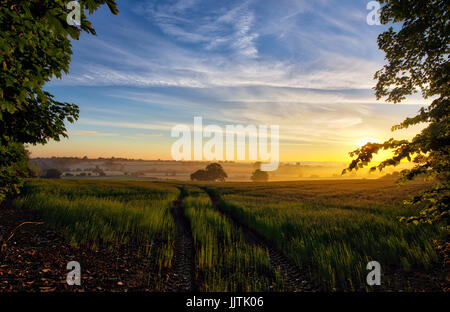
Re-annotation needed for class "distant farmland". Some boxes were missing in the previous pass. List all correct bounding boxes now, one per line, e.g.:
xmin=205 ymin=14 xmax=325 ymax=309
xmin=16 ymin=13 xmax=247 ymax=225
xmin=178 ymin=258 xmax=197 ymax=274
xmin=29 ymin=157 xmax=416 ymax=181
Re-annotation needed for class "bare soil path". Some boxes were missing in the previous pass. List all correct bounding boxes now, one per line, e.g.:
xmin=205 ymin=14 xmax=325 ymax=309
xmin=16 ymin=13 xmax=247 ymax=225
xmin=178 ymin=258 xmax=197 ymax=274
xmin=167 ymin=189 xmax=196 ymax=292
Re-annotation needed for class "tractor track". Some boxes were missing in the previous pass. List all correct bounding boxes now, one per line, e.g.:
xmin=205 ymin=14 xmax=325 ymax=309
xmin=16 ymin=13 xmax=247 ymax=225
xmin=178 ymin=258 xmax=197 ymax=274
xmin=203 ymin=189 xmax=312 ymax=292
xmin=167 ymin=190 xmax=196 ymax=292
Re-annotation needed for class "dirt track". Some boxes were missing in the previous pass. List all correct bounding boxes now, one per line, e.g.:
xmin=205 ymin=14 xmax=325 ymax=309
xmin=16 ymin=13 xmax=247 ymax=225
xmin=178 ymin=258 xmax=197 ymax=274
xmin=167 ymin=191 xmax=196 ymax=292
xmin=203 ymin=189 xmax=313 ymax=292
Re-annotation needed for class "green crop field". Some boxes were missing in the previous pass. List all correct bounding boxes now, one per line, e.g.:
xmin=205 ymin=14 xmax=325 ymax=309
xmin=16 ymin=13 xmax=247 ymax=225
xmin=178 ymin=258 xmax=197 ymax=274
xmin=10 ymin=178 xmax=445 ymax=291
xmin=183 ymin=187 xmax=285 ymax=291
xmin=202 ymin=179 xmax=444 ymax=290
xmin=13 ymin=179 xmax=179 ymax=290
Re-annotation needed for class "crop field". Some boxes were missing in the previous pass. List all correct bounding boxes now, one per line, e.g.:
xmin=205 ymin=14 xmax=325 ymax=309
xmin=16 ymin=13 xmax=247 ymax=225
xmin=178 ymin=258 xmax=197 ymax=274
xmin=183 ymin=187 xmax=285 ymax=291
xmin=12 ymin=179 xmax=179 ymax=290
xmin=202 ymin=179 xmax=444 ymax=290
xmin=6 ymin=178 xmax=446 ymax=291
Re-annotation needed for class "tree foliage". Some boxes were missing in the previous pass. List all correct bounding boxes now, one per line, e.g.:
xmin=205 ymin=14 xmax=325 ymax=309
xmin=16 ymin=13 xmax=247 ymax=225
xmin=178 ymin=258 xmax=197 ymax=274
xmin=0 ymin=0 xmax=118 ymax=202
xmin=251 ymin=169 xmax=269 ymax=182
xmin=43 ymin=168 xmax=62 ymax=179
xmin=191 ymin=163 xmax=228 ymax=182
xmin=0 ymin=0 xmax=118 ymax=145
xmin=27 ymin=160 xmax=42 ymax=178
xmin=0 ymin=142 xmax=29 ymax=202
xmin=344 ymin=0 xmax=449 ymax=226
xmin=93 ymin=165 xmax=105 ymax=176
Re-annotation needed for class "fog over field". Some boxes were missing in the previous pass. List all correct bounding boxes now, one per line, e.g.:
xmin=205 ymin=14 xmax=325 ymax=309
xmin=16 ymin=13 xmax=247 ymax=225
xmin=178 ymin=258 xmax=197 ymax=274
xmin=29 ymin=157 xmax=414 ymax=182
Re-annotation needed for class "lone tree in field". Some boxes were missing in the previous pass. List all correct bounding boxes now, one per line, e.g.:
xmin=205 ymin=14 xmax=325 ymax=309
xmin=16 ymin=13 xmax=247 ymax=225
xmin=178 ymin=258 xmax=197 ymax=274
xmin=191 ymin=163 xmax=228 ymax=182
xmin=344 ymin=0 xmax=449 ymax=227
xmin=251 ymin=169 xmax=269 ymax=182
xmin=190 ymin=169 xmax=208 ymax=181
xmin=0 ymin=0 xmax=118 ymax=202
xmin=44 ymin=168 xmax=62 ymax=179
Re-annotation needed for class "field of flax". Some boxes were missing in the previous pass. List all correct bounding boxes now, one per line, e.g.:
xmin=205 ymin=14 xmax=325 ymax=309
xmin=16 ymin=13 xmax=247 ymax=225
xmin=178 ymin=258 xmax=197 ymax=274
xmin=13 ymin=179 xmax=179 ymax=289
xmin=183 ymin=187 xmax=285 ymax=291
xmin=203 ymin=179 xmax=444 ymax=290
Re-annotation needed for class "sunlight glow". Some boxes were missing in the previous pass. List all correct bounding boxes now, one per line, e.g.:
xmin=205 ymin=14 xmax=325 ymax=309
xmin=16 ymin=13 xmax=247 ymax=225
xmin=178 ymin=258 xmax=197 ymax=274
xmin=357 ymin=137 xmax=379 ymax=147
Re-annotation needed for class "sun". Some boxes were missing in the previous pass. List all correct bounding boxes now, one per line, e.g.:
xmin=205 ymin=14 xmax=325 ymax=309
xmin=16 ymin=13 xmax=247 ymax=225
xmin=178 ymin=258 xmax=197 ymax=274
xmin=357 ymin=137 xmax=379 ymax=147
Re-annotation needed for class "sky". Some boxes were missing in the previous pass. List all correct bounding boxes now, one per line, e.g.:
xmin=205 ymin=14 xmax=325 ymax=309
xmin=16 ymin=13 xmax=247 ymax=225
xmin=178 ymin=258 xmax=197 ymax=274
xmin=29 ymin=0 xmax=428 ymax=162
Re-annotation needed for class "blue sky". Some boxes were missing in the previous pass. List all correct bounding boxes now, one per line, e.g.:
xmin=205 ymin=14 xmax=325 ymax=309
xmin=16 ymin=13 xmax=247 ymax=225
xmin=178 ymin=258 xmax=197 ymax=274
xmin=30 ymin=0 xmax=427 ymax=161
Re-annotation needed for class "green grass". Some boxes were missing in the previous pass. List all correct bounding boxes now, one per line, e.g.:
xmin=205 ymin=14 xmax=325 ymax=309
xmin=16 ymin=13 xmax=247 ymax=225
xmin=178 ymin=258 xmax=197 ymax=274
xmin=13 ymin=179 xmax=179 ymax=290
xmin=183 ymin=188 xmax=285 ymax=291
xmin=203 ymin=180 xmax=444 ymax=290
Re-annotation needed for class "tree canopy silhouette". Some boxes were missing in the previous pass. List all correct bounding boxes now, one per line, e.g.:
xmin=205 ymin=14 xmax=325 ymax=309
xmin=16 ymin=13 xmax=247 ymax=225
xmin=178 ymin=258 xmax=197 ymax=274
xmin=251 ymin=169 xmax=269 ymax=182
xmin=344 ymin=0 xmax=449 ymax=226
xmin=44 ymin=168 xmax=62 ymax=179
xmin=191 ymin=163 xmax=228 ymax=182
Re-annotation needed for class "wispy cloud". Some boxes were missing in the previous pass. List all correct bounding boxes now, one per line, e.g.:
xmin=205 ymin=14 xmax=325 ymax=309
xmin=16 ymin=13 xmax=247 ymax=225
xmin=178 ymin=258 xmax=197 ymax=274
xmin=55 ymin=53 xmax=381 ymax=90
xmin=135 ymin=133 xmax=164 ymax=138
xmin=137 ymin=0 xmax=259 ymax=58
xmin=77 ymin=118 xmax=175 ymax=131
xmin=39 ymin=0 xmax=427 ymax=160
xmin=70 ymin=130 xmax=119 ymax=137
xmin=52 ymin=0 xmax=387 ymax=91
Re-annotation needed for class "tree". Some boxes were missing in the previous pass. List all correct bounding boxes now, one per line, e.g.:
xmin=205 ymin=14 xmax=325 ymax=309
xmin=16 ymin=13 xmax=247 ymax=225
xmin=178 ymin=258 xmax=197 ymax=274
xmin=0 ymin=143 xmax=29 ymax=202
xmin=190 ymin=169 xmax=209 ymax=181
xmin=191 ymin=163 xmax=228 ymax=182
xmin=93 ymin=166 xmax=106 ymax=176
xmin=1 ymin=0 xmax=118 ymax=145
xmin=0 ymin=0 xmax=118 ymax=202
xmin=251 ymin=169 xmax=269 ymax=182
xmin=44 ymin=168 xmax=62 ymax=179
xmin=28 ymin=161 xmax=42 ymax=178
xmin=205 ymin=163 xmax=228 ymax=182
xmin=343 ymin=0 xmax=448 ymax=227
